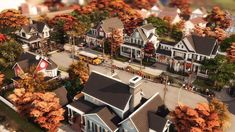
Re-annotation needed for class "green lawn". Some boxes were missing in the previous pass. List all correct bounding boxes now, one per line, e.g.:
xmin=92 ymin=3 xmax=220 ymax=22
xmin=0 ymin=101 xmax=43 ymax=132
xmin=193 ymin=78 xmax=212 ymax=90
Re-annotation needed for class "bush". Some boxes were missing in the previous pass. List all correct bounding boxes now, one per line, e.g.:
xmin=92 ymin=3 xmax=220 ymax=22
xmin=0 ymin=115 xmax=6 ymax=123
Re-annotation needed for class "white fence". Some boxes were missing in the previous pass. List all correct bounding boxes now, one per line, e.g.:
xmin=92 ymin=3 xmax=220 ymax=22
xmin=0 ymin=96 xmax=17 ymax=111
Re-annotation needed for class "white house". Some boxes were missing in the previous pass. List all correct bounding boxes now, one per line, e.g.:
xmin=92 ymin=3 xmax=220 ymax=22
xmin=120 ymin=24 xmax=160 ymax=61
xmin=184 ymin=17 xmax=207 ymax=35
xmin=12 ymin=51 xmax=58 ymax=79
xmin=85 ymin=17 xmax=124 ymax=47
xmin=158 ymin=7 xmax=181 ymax=24
xmin=66 ymin=71 xmax=171 ymax=132
xmin=190 ymin=8 xmax=207 ymax=19
xmin=156 ymin=35 xmax=219 ymax=77
xmin=16 ymin=21 xmax=50 ymax=49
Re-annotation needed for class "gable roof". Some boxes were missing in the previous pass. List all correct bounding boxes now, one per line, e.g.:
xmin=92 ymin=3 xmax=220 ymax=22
xmin=53 ymin=86 xmax=68 ymax=106
xmin=15 ymin=52 xmax=57 ymax=72
xmin=190 ymin=17 xmax=207 ymax=25
xmin=101 ymin=17 xmax=124 ymax=33
xmin=69 ymin=97 xmax=97 ymax=114
xmin=158 ymin=7 xmax=179 ymax=19
xmin=82 ymin=72 xmax=132 ymax=110
xmin=22 ymin=22 xmax=47 ymax=34
xmin=88 ymin=106 xmax=121 ymax=131
xmin=120 ymin=93 xmax=164 ymax=132
xmin=184 ymin=35 xmax=217 ymax=56
xmin=148 ymin=112 xmax=168 ymax=132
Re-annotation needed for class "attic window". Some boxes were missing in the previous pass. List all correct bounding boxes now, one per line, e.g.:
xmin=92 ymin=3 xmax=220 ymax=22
xmin=22 ymin=32 xmax=26 ymax=37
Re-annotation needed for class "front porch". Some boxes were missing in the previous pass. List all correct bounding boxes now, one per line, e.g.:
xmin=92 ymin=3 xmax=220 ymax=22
xmin=120 ymin=44 xmax=142 ymax=61
xmin=85 ymin=36 xmax=104 ymax=47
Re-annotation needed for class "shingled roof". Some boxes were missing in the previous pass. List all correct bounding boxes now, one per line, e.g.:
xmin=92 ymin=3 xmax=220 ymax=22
xmin=87 ymin=106 xmax=121 ymax=131
xmin=82 ymin=72 xmax=132 ymax=110
xmin=22 ymin=21 xmax=48 ymax=33
xmin=185 ymin=35 xmax=218 ymax=56
xmin=148 ymin=112 xmax=169 ymax=132
xmin=15 ymin=52 xmax=57 ymax=72
xmin=101 ymin=17 xmax=124 ymax=33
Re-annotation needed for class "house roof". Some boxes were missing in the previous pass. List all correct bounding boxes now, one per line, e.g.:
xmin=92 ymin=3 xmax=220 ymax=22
xmin=82 ymin=72 xmax=132 ymax=110
xmin=15 ymin=52 xmax=57 ymax=72
xmin=185 ymin=35 xmax=217 ymax=56
xmin=88 ymin=106 xmax=121 ymax=131
xmin=22 ymin=21 xmax=47 ymax=33
xmin=101 ymin=17 xmax=124 ymax=33
xmin=190 ymin=17 xmax=207 ymax=25
xmin=130 ymin=93 xmax=164 ymax=132
xmin=70 ymin=97 xmax=97 ymax=113
xmin=53 ymin=86 xmax=68 ymax=106
xmin=158 ymin=7 xmax=179 ymax=19
xmin=148 ymin=112 xmax=168 ymax=132
xmin=141 ymin=24 xmax=155 ymax=30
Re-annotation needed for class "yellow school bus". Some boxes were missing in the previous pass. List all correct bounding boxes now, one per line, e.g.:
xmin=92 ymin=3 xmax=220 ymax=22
xmin=78 ymin=51 xmax=103 ymax=65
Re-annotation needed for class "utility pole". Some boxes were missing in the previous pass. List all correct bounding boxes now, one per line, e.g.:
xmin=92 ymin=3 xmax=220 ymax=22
xmin=109 ymin=27 xmax=115 ymax=76
xmin=163 ymin=75 xmax=168 ymax=104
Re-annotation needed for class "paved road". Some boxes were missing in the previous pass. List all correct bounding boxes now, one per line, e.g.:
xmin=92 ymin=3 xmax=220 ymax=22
xmin=50 ymin=51 xmax=235 ymax=132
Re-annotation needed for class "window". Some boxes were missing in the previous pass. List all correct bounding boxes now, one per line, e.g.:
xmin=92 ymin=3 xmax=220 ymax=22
xmin=100 ymin=32 xmax=104 ymax=37
xmin=22 ymin=32 xmax=26 ymax=37
xmin=122 ymin=47 xmax=131 ymax=54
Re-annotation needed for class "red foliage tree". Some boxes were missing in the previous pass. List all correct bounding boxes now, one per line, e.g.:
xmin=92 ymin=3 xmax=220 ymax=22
xmin=0 ymin=33 xmax=6 ymax=43
xmin=205 ymin=6 xmax=232 ymax=30
xmin=49 ymin=14 xmax=76 ymax=32
xmin=144 ymin=42 xmax=155 ymax=61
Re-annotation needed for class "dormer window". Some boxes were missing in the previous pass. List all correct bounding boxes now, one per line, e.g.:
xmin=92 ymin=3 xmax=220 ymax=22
xmin=22 ymin=32 xmax=26 ymax=37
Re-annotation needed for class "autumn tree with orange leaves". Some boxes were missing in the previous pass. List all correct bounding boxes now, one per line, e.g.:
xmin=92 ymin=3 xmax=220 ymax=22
xmin=110 ymin=28 xmax=124 ymax=57
xmin=193 ymin=26 xmax=227 ymax=42
xmin=8 ymin=88 xmax=64 ymax=132
xmin=0 ymin=33 xmax=7 ymax=43
xmin=205 ymin=6 xmax=232 ymax=30
xmin=30 ymin=92 xmax=65 ymax=132
xmin=169 ymin=0 xmax=192 ymax=17
xmin=0 ymin=72 xmax=4 ymax=86
xmin=72 ymin=0 xmax=143 ymax=35
xmin=68 ymin=61 xmax=89 ymax=84
xmin=171 ymin=103 xmax=222 ymax=132
xmin=0 ymin=9 xmax=29 ymax=35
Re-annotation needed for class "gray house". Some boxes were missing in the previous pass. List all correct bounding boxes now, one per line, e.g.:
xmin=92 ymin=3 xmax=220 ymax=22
xmin=85 ymin=17 xmax=124 ymax=47
xmin=16 ymin=21 xmax=50 ymax=49
xmin=120 ymin=24 xmax=159 ymax=61
xmin=156 ymin=35 xmax=219 ymax=77
xmin=66 ymin=71 xmax=170 ymax=132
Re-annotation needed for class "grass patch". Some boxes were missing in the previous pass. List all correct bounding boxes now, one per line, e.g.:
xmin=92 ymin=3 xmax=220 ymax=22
xmin=193 ymin=78 xmax=213 ymax=90
xmin=0 ymin=101 xmax=43 ymax=132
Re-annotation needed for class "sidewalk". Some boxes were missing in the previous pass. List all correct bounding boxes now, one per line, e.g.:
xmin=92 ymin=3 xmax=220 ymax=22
xmin=214 ymin=88 xmax=235 ymax=102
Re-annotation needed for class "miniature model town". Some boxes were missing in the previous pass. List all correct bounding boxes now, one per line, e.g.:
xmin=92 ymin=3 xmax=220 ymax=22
xmin=0 ymin=0 xmax=235 ymax=132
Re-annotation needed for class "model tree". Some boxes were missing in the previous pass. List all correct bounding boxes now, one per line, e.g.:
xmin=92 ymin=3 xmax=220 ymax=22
xmin=220 ymin=34 xmax=235 ymax=52
xmin=0 ymin=33 xmax=6 ymax=43
xmin=144 ymin=42 xmax=155 ymax=62
xmin=30 ymin=92 xmax=65 ymax=132
xmin=8 ymin=89 xmax=65 ymax=131
xmin=205 ymin=6 xmax=232 ymax=30
xmin=227 ymin=42 xmax=235 ymax=62
xmin=171 ymin=103 xmax=222 ymax=132
xmin=0 ymin=72 xmax=4 ymax=86
xmin=169 ymin=0 xmax=192 ymax=17
xmin=202 ymin=55 xmax=235 ymax=89
xmin=16 ymin=67 xmax=48 ymax=92
xmin=8 ymin=88 xmax=34 ymax=115
xmin=110 ymin=28 xmax=124 ymax=57
xmin=0 ymin=39 xmax=23 ymax=67
xmin=209 ymin=98 xmax=231 ymax=130
xmin=132 ymin=0 xmax=152 ymax=10
xmin=0 ymin=9 xmax=29 ymax=35
xmin=68 ymin=61 xmax=89 ymax=84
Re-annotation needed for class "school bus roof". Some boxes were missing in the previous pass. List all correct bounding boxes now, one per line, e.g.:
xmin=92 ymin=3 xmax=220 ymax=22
xmin=78 ymin=51 xmax=98 ymax=59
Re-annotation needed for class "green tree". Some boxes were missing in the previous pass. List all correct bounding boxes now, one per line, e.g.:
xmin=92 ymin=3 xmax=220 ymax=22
xmin=202 ymin=55 xmax=235 ymax=89
xmin=64 ymin=77 xmax=83 ymax=101
xmin=220 ymin=34 xmax=235 ymax=52
xmin=146 ymin=16 xmax=169 ymax=37
xmin=0 ymin=40 xmax=23 ymax=67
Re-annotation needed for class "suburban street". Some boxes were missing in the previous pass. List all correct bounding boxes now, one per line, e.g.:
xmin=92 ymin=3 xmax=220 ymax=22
xmin=50 ymin=51 xmax=235 ymax=132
